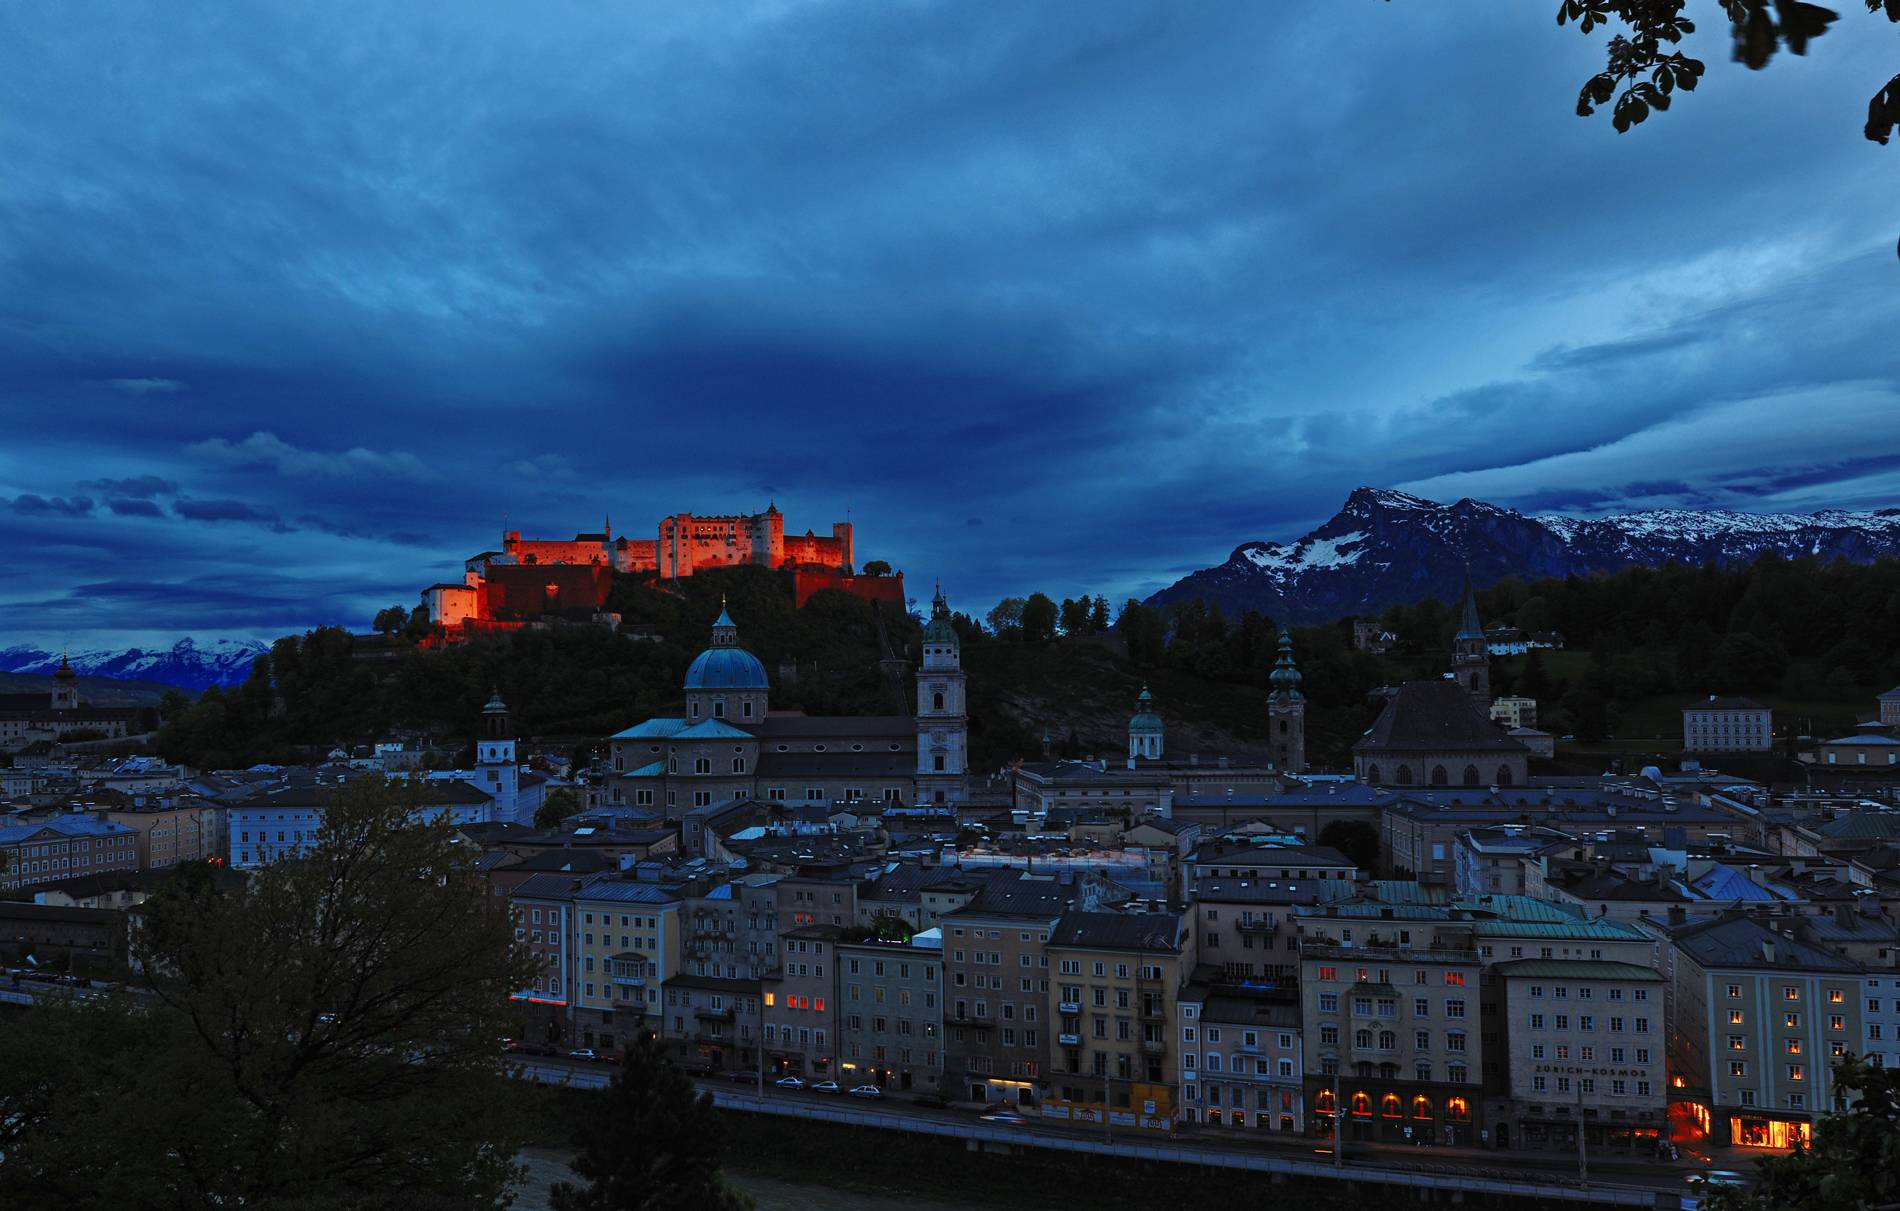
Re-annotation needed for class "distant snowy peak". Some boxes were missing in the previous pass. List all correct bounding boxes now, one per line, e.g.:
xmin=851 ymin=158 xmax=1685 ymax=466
xmin=1148 ymin=488 xmax=1900 ymax=622
xmin=0 ymin=638 xmax=268 ymax=691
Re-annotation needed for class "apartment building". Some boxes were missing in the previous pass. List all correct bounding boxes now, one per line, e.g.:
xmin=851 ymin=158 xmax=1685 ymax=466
xmin=660 ymin=973 xmax=763 ymax=1074
xmin=1493 ymin=960 xmax=1667 ymax=1154
xmin=569 ymin=879 xmax=681 ymax=1052
xmin=1191 ymin=875 xmax=1354 ymax=984
xmin=941 ymin=876 xmax=1070 ymax=1105
xmin=837 ymin=928 xmax=945 ymax=1091
xmin=1683 ymin=697 xmax=1773 ymax=754
xmin=509 ymin=873 xmax=578 ymax=1046
xmin=1666 ymin=913 xmax=1864 ymax=1149
xmin=765 ymin=923 xmax=840 ymax=1080
xmin=681 ymin=874 xmax=781 ymax=980
xmin=1178 ymin=985 xmax=1302 ymax=1131
xmin=1296 ymin=909 xmax=1485 ymax=1145
xmin=1045 ymin=911 xmax=1189 ymax=1132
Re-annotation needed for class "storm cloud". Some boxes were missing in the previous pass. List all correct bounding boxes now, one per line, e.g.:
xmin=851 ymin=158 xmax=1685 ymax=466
xmin=0 ymin=2 xmax=1895 ymax=646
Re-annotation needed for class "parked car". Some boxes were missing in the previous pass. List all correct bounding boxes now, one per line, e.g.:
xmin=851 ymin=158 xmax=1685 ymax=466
xmin=810 ymin=1080 xmax=842 ymax=1094
xmin=726 ymin=1070 xmax=761 ymax=1084
xmin=774 ymin=1076 xmax=805 ymax=1089
xmin=567 ymin=1048 xmax=599 ymax=1062
xmin=979 ymin=1109 xmax=1029 ymax=1125
xmin=848 ymin=1084 xmax=883 ymax=1099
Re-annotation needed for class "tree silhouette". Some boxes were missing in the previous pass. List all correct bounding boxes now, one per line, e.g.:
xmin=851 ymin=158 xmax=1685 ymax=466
xmin=551 ymin=1030 xmax=752 ymax=1211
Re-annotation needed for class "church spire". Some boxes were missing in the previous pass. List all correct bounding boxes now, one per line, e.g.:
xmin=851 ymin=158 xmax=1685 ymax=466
xmin=1457 ymin=563 xmax=1485 ymax=640
xmin=1268 ymin=626 xmax=1303 ymax=703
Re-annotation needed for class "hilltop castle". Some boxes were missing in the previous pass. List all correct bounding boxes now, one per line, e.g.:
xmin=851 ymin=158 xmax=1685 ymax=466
xmin=422 ymin=504 xmax=899 ymax=640
xmin=476 ymin=504 xmax=853 ymax=578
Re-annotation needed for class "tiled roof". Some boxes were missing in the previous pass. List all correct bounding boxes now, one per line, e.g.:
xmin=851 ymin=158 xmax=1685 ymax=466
xmin=759 ymin=715 xmax=915 ymax=738
xmin=1353 ymin=681 xmax=1530 ymax=755
xmin=1492 ymin=959 xmax=1662 ymax=982
xmin=1670 ymin=914 xmax=1861 ymax=973
xmin=1048 ymin=910 xmax=1183 ymax=952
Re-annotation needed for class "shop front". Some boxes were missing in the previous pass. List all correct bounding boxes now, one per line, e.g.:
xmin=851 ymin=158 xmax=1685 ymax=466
xmin=1307 ymin=1081 xmax=1477 ymax=1146
xmin=1727 ymin=1114 xmax=1812 ymax=1150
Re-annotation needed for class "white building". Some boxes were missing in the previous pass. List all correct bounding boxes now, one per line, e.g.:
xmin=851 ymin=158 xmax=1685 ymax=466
xmin=1683 ymin=697 xmax=1773 ymax=754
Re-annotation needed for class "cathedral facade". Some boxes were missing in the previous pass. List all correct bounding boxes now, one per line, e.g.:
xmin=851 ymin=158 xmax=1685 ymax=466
xmin=603 ymin=595 xmax=968 ymax=812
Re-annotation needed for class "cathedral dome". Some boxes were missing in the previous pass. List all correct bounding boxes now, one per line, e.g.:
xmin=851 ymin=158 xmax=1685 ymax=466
xmin=684 ymin=601 xmax=769 ymax=690
xmin=684 ymin=646 xmax=770 ymax=690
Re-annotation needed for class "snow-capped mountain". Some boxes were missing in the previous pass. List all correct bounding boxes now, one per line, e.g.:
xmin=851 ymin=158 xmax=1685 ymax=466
xmin=1146 ymin=488 xmax=1900 ymax=622
xmin=0 ymin=638 xmax=269 ymax=692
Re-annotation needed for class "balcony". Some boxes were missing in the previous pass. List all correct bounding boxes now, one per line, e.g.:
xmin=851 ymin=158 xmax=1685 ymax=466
xmin=695 ymin=1006 xmax=736 ymax=1021
xmin=1058 ymin=1001 xmax=1082 ymax=1015
xmin=1236 ymin=919 xmax=1277 ymax=934
xmin=1059 ymin=1032 xmax=1081 ymax=1046
xmin=1140 ymin=1039 xmax=1167 ymax=1056
xmin=611 ymin=974 xmax=647 ymax=988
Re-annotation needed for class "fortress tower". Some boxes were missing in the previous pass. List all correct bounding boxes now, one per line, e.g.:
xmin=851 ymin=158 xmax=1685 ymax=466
xmin=915 ymin=586 xmax=968 ymax=805
xmin=1267 ymin=627 xmax=1306 ymax=774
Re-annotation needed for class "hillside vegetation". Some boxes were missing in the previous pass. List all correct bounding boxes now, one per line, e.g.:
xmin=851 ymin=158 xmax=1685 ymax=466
xmin=147 ymin=553 xmax=1897 ymax=776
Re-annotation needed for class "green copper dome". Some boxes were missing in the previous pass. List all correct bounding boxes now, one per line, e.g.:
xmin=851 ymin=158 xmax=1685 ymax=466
xmin=922 ymin=585 xmax=959 ymax=646
xmin=1129 ymin=686 xmax=1164 ymax=734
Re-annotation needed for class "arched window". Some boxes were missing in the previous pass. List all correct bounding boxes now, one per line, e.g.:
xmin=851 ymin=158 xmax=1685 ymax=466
xmin=1366 ymin=764 xmax=1381 ymax=784
xmin=732 ymin=757 xmax=746 ymax=774
xmin=1411 ymin=1095 xmax=1433 ymax=1119
xmin=1462 ymin=765 xmax=1480 ymax=786
xmin=1447 ymin=1097 xmax=1470 ymax=1121
xmin=694 ymin=757 xmax=711 ymax=775
xmin=1380 ymin=1093 xmax=1402 ymax=1118
xmin=933 ymin=692 xmax=944 ymax=710
xmin=668 ymin=758 xmax=678 ymax=774
xmin=1278 ymin=719 xmax=1288 ymax=734
xmin=1395 ymin=765 xmax=1413 ymax=786
xmin=1378 ymin=1030 xmax=1396 ymax=1050
xmin=1354 ymin=1029 xmax=1372 ymax=1048
xmin=1496 ymin=765 xmax=1514 ymax=788
xmin=1313 ymin=1089 xmax=1335 ymax=1114
xmin=1430 ymin=765 xmax=1448 ymax=786
xmin=1349 ymin=1091 xmax=1372 ymax=1116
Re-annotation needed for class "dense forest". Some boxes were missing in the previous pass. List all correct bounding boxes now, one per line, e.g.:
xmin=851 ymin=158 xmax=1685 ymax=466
xmin=151 ymin=553 xmax=1900 ymax=775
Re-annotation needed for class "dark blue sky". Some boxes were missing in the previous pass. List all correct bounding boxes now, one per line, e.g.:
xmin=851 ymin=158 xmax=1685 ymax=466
xmin=2 ymin=3 xmax=1895 ymax=647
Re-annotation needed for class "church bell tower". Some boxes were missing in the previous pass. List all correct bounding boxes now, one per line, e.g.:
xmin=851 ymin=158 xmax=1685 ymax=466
xmin=915 ymin=586 xmax=968 ymax=805
xmin=1267 ymin=627 xmax=1306 ymax=774
xmin=1452 ymin=566 xmax=1492 ymax=711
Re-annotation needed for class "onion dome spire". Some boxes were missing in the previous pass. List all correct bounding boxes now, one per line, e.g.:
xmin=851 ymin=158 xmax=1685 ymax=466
xmin=1268 ymin=627 xmax=1303 ymax=703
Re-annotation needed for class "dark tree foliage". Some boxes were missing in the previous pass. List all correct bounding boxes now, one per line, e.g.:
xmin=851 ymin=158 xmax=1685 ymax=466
xmin=1704 ymin=1055 xmax=1900 ymax=1210
xmin=0 ymin=777 xmax=539 ymax=1210
xmin=1020 ymin=592 xmax=1060 ymax=643
xmin=551 ymin=1031 xmax=752 ymax=1211
xmin=535 ymin=785 xmax=584 ymax=829
xmin=155 ymin=565 xmax=919 ymax=770
xmin=1318 ymin=820 xmax=1380 ymax=871
xmin=1539 ymin=1 xmax=1900 ymax=255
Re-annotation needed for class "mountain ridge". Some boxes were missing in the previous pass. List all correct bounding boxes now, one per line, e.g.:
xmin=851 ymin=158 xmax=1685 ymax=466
xmin=1146 ymin=488 xmax=1900 ymax=621
xmin=0 ymin=638 xmax=269 ymax=692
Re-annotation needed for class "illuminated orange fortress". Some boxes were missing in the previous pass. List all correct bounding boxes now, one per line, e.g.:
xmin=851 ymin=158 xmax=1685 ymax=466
xmin=422 ymin=504 xmax=898 ymax=639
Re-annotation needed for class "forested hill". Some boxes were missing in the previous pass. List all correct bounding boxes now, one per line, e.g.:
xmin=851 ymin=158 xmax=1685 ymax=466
xmin=147 ymin=553 xmax=1900 ymax=776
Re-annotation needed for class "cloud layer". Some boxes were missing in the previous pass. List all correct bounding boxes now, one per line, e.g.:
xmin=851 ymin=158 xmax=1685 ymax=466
xmin=0 ymin=2 xmax=1895 ymax=645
